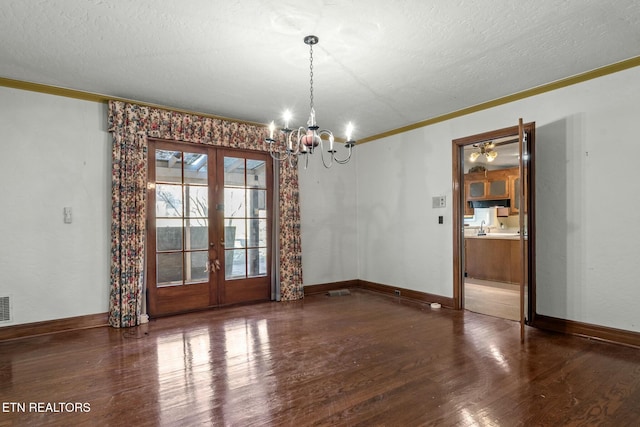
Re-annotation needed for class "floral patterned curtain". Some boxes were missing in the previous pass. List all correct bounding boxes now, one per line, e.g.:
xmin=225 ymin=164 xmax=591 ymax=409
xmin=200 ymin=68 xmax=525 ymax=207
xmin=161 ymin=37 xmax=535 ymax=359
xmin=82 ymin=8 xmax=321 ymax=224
xmin=278 ymin=162 xmax=304 ymax=301
xmin=109 ymin=129 xmax=146 ymax=328
xmin=107 ymin=101 xmax=303 ymax=327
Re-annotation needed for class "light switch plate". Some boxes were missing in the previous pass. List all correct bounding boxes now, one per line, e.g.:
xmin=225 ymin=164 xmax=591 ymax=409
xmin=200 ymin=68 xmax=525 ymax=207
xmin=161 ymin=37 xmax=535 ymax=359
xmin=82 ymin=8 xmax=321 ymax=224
xmin=432 ymin=196 xmax=446 ymax=208
xmin=63 ymin=207 xmax=72 ymax=224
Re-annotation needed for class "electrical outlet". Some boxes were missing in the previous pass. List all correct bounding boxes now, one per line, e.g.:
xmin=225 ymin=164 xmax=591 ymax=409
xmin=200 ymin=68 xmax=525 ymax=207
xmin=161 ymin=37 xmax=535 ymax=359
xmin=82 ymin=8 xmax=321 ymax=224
xmin=394 ymin=290 xmax=401 ymax=296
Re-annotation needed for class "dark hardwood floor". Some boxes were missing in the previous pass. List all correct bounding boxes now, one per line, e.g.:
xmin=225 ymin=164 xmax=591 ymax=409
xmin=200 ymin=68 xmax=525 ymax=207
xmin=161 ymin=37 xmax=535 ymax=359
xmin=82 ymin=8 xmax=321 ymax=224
xmin=2 ymin=289 xmax=640 ymax=426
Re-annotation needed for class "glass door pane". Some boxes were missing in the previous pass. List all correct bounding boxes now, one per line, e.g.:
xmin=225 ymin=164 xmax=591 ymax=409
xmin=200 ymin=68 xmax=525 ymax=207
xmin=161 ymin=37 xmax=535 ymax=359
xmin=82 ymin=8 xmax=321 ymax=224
xmin=223 ymin=156 xmax=268 ymax=280
xmin=154 ymin=149 xmax=209 ymax=287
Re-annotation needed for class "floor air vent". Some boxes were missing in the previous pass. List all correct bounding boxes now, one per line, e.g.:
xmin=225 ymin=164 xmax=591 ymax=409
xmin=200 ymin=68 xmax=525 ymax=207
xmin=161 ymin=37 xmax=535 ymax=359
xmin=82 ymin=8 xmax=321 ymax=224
xmin=0 ymin=296 xmax=11 ymax=322
xmin=327 ymin=289 xmax=351 ymax=297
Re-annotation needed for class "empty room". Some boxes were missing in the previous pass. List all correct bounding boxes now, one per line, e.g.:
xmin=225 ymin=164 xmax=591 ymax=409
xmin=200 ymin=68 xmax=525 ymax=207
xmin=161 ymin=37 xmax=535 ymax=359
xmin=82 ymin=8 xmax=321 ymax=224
xmin=2 ymin=1 xmax=640 ymax=425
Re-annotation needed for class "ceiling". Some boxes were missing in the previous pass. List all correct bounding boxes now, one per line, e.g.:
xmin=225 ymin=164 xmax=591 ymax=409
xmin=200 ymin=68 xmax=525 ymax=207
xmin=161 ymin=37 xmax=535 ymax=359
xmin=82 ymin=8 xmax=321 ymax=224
xmin=2 ymin=1 xmax=640 ymax=141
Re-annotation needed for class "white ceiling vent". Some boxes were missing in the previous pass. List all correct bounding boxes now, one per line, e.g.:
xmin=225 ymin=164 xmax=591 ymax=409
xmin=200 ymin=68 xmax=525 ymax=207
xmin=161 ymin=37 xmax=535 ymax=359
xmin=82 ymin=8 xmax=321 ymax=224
xmin=0 ymin=296 xmax=11 ymax=322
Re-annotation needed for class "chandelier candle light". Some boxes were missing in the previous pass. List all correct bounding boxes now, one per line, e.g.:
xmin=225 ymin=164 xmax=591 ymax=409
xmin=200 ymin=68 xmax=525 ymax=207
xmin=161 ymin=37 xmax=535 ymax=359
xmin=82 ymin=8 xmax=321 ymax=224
xmin=265 ymin=35 xmax=356 ymax=168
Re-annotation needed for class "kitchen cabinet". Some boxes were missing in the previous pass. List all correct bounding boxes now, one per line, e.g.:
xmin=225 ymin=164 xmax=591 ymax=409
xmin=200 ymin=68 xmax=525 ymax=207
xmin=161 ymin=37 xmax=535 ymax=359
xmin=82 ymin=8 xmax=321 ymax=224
xmin=464 ymin=168 xmax=515 ymax=215
xmin=509 ymin=168 xmax=528 ymax=214
xmin=510 ymin=175 xmax=520 ymax=214
xmin=464 ymin=200 xmax=475 ymax=216
xmin=465 ymin=237 xmax=521 ymax=284
xmin=464 ymin=169 xmax=512 ymax=201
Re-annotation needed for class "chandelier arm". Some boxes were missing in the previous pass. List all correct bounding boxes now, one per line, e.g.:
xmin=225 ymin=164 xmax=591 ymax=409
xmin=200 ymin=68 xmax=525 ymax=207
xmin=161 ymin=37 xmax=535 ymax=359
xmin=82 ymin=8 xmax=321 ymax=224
xmin=317 ymin=138 xmax=334 ymax=169
xmin=333 ymin=146 xmax=353 ymax=164
xmin=266 ymin=139 xmax=291 ymax=162
xmin=316 ymin=129 xmax=335 ymax=169
xmin=284 ymin=128 xmax=303 ymax=156
xmin=269 ymin=150 xmax=290 ymax=162
xmin=328 ymin=126 xmax=355 ymax=164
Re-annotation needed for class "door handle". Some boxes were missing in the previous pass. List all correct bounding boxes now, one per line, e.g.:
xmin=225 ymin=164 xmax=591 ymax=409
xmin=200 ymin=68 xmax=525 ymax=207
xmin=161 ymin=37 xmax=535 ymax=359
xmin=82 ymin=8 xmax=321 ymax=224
xmin=205 ymin=259 xmax=221 ymax=273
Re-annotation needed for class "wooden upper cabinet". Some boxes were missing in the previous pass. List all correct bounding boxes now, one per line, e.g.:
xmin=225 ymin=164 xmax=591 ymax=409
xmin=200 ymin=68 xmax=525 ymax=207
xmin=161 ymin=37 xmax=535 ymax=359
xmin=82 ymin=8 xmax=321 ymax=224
xmin=464 ymin=169 xmax=514 ymax=201
xmin=510 ymin=175 xmax=520 ymax=214
xmin=464 ymin=168 xmax=520 ymax=216
xmin=509 ymin=167 xmax=529 ymax=214
xmin=487 ymin=174 xmax=509 ymax=199
xmin=467 ymin=179 xmax=487 ymax=199
xmin=464 ymin=172 xmax=484 ymax=215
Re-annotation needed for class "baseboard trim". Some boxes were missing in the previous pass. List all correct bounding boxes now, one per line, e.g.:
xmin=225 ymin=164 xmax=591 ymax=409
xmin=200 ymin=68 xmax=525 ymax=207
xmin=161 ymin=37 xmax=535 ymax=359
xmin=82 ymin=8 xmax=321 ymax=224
xmin=304 ymin=280 xmax=454 ymax=309
xmin=3 ymin=295 xmax=637 ymax=348
xmin=358 ymin=280 xmax=455 ymax=308
xmin=532 ymin=314 xmax=640 ymax=348
xmin=0 ymin=312 xmax=109 ymax=342
xmin=304 ymin=280 xmax=360 ymax=296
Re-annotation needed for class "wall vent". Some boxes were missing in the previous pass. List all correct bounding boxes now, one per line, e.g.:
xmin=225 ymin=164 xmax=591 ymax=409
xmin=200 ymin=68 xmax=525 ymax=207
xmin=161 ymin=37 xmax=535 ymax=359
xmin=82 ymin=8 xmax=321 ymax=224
xmin=0 ymin=296 xmax=11 ymax=322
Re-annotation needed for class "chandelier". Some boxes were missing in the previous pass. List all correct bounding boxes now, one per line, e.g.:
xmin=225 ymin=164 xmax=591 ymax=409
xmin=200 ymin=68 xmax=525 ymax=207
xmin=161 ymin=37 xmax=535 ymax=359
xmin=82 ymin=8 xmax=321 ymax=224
xmin=469 ymin=141 xmax=498 ymax=163
xmin=265 ymin=35 xmax=356 ymax=168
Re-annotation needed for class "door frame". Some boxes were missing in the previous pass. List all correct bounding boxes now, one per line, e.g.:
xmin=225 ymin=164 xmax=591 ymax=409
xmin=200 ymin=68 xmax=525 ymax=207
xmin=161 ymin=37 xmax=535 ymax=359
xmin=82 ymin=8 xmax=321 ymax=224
xmin=146 ymin=138 xmax=273 ymax=317
xmin=451 ymin=122 xmax=536 ymax=326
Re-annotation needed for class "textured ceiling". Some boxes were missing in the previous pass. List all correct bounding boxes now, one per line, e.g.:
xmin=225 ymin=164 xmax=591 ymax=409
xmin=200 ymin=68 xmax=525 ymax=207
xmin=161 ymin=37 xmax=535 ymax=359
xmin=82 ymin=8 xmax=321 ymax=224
xmin=2 ymin=0 xmax=640 ymax=141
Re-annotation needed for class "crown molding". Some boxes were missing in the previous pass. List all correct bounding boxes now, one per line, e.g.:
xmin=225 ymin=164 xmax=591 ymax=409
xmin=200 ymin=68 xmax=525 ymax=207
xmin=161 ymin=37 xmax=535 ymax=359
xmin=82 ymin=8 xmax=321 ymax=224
xmin=357 ymin=55 xmax=640 ymax=144
xmin=0 ymin=77 xmax=265 ymax=128
xmin=3 ymin=55 xmax=640 ymax=142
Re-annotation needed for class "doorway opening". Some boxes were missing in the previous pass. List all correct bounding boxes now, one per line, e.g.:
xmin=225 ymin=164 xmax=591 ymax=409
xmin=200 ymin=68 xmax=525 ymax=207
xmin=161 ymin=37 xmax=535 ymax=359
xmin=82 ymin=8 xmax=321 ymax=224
xmin=452 ymin=121 xmax=536 ymax=338
xmin=463 ymin=137 xmax=521 ymax=320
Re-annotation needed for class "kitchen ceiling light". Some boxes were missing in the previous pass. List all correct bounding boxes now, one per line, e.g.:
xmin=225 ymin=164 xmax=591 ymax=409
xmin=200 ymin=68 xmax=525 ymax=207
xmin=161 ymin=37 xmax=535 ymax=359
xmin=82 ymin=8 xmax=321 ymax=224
xmin=265 ymin=35 xmax=355 ymax=168
xmin=469 ymin=141 xmax=498 ymax=163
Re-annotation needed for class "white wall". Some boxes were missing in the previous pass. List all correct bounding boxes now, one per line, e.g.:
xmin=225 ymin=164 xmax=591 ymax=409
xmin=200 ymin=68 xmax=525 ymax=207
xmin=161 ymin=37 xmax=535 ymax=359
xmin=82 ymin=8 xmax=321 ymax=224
xmin=3 ymin=64 xmax=639 ymax=334
xmin=356 ymin=126 xmax=454 ymax=297
xmin=0 ymin=86 xmax=111 ymax=325
xmin=298 ymin=154 xmax=358 ymax=285
xmin=350 ymin=66 xmax=640 ymax=332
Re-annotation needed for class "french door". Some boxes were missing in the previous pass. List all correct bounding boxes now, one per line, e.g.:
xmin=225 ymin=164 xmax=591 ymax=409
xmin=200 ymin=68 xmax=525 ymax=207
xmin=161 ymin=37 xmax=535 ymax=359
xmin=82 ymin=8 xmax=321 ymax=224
xmin=147 ymin=139 xmax=273 ymax=317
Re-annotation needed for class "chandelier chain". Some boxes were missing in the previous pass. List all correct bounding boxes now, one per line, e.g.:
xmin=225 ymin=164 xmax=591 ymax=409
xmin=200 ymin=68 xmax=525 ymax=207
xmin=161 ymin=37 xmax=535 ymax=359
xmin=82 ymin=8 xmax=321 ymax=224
xmin=309 ymin=44 xmax=314 ymax=110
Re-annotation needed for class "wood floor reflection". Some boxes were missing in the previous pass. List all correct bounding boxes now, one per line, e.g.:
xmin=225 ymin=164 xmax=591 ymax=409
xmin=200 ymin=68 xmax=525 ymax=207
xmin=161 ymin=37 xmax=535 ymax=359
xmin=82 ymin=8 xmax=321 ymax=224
xmin=2 ymin=289 xmax=640 ymax=426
